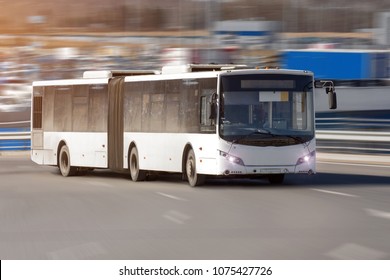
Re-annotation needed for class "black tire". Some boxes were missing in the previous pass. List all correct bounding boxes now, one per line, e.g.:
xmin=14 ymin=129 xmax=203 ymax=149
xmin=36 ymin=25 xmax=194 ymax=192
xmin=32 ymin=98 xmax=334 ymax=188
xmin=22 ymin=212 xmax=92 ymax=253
xmin=59 ymin=145 xmax=77 ymax=177
xmin=268 ymin=174 xmax=285 ymax=184
xmin=185 ymin=148 xmax=205 ymax=187
xmin=129 ymin=146 xmax=146 ymax=182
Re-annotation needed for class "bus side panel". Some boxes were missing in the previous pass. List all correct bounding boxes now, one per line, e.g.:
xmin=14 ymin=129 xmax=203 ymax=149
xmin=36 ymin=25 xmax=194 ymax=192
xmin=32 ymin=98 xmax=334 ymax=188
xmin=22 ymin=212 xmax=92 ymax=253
xmin=31 ymin=149 xmax=44 ymax=165
xmin=122 ymin=76 xmax=219 ymax=174
xmin=41 ymin=132 xmax=108 ymax=168
xmin=31 ymin=80 xmax=109 ymax=168
xmin=123 ymin=133 xmax=218 ymax=175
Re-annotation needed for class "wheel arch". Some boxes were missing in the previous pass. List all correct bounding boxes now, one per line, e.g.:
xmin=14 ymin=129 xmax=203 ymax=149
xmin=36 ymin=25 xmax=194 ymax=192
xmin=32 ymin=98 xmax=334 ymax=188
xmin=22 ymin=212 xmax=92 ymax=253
xmin=127 ymin=141 xmax=137 ymax=164
xmin=181 ymin=143 xmax=193 ymax=179
xmin=125 ymin=140 xmax=138 ymax=169
xmin=57 ymin=140 xmax=68 ymax=167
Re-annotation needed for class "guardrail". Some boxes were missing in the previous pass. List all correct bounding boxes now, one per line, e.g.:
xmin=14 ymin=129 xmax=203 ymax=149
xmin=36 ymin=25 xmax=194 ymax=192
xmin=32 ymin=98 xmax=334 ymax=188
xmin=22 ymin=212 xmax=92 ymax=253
xmin=0 ymin=121 xmax=31 ymax=151
xmin=315 ymin=112 xmax=390 ymax=155
xmin=316 ymin=130 xmax=390 ymax=154
xmin=1 ymin=124 xmax=389 ymax=154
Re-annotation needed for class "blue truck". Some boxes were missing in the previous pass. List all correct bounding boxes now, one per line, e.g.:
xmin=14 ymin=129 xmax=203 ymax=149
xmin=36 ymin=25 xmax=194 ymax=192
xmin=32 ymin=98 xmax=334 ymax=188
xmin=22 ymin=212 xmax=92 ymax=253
xmin=281 ymin=49 xmax=390 ymax=80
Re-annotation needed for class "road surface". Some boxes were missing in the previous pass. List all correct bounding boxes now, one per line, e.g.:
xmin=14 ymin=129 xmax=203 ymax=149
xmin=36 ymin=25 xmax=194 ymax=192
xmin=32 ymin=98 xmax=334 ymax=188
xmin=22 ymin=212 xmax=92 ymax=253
xmin=0 ymin=153 xmax=389 ymax=259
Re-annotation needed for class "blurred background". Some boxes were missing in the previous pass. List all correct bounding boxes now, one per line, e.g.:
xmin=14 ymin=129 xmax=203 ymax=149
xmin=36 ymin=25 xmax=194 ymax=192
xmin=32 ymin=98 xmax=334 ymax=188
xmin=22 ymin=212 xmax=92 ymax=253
xmin=1 ymin=0 xmax=390 ymax=156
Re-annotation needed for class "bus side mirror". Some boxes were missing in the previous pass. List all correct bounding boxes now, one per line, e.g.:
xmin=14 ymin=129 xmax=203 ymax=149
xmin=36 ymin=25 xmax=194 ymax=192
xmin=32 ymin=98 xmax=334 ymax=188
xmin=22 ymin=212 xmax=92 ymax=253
xmin=327 ymin=87 xmax=337 ymax=110
xmin=315 ymin=80 xmax=337 ymax=110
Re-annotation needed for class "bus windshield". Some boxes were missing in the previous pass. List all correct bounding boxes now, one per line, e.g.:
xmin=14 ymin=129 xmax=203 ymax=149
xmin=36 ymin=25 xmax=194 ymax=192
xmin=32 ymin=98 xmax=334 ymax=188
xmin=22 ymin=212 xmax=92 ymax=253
xmin=219 ymin=73 xmax=314 ymax=146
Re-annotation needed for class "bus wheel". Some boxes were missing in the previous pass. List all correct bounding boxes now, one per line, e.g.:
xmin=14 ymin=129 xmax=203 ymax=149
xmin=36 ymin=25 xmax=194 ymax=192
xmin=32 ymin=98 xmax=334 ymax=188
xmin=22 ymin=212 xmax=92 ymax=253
xmin=129 ymin=146 xmax=146 ymax=182
xmin=268 ymin=174 xmax=285 ymax=184
xmin=59 ymin=145 xmax=77 ymax=177
xmin=186 ymin=149 xmax=205 ymax=187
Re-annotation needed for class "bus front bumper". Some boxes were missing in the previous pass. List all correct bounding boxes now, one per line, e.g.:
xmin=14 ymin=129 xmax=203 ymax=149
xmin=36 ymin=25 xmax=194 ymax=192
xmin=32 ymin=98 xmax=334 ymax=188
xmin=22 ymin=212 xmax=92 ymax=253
xmin=217 ymin=150 xmax=316 ymax=176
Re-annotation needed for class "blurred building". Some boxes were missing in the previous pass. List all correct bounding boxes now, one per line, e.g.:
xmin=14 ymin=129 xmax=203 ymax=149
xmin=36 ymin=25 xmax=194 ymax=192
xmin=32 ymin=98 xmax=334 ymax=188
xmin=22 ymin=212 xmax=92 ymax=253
xmin=374 ymin=12 xmax=390 ymax=47
xmin=213 ymin=20 xmax=280 ymax=48
xmin=161 ymin=47 xmax=240 ymax=66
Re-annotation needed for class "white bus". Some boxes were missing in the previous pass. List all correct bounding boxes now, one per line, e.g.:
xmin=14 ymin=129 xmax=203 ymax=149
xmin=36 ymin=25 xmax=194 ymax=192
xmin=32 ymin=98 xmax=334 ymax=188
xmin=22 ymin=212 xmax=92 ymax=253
xmin=31 ymin=65 xmax=336 ymax=186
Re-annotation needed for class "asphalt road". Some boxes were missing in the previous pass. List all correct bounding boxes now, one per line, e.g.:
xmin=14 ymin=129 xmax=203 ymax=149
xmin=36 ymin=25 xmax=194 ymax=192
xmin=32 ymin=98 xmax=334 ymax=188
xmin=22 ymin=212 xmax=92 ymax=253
xmin=1 ymin=154 xmax=390 ymax=260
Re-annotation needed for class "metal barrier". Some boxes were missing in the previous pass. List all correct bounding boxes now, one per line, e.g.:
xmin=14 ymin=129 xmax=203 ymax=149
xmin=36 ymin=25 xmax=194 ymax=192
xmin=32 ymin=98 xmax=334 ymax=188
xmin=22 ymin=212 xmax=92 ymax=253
xmin=1 ymin=122 xmax=389 ymax=155
xmin=316 ymin=130 xmax=390 ymax=155
xmin=315 ymin=112 xmax=390 ymax=155
xmin=0 ymin=121 xmax=31 ymax=151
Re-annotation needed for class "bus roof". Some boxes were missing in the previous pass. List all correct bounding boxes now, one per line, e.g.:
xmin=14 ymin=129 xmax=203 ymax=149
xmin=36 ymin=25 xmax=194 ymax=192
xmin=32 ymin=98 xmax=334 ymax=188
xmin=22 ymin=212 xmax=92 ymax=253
xmin=161 ymin=64 xmax=249 ymax=74
xmin=33 ymin=66 xmax=313 ymax=87
xmin=83 ymin=70 xmax=160 ymax=79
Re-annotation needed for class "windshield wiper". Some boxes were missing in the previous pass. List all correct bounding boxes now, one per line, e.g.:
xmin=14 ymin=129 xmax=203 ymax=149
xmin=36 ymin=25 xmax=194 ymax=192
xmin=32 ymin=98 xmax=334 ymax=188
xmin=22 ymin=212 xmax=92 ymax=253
xmin=273 ymin=133 xmax=307 ymax=144
xmin=232 ymin=128 xmax=307 ymax=145
xmin=232 ymin=129 xmax=273 ymax=144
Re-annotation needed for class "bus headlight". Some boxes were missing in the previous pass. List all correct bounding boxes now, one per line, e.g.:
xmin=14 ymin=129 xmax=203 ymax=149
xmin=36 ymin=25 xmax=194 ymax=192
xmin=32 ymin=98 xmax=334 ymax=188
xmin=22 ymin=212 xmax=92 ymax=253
xmin=219 ymin=150 xmax=245 ymax=166
xmin=296 ymin=151 xmax=315 ymax=165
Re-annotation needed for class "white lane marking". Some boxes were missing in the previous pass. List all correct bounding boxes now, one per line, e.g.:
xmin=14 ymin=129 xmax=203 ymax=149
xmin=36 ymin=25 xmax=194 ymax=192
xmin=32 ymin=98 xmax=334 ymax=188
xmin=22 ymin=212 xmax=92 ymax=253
xmin=311 ymin=188 xmax=359 ymax=198
xmin=326 ymin=243 xmax=387 ymax=259
xmin=157 ymin=192 xmax=188 ymax=202
xmin=365 ymin=208 xmax=390 ymax=220
xmin=163 ymin=210 xmax=190 ymax=224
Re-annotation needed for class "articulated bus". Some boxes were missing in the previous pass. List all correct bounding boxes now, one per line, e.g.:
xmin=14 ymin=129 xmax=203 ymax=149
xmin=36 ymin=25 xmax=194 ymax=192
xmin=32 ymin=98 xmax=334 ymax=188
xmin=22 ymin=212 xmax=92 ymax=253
xmin=31 ymin=64 xmax=336 ymax=186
